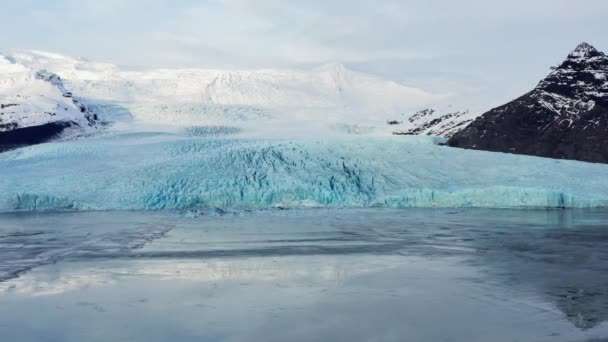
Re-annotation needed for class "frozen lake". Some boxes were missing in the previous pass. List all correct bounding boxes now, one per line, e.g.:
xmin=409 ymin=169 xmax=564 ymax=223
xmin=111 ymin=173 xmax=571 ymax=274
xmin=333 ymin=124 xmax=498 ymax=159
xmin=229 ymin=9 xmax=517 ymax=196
xmin=1 ymin=208 xmax=608 ymax=341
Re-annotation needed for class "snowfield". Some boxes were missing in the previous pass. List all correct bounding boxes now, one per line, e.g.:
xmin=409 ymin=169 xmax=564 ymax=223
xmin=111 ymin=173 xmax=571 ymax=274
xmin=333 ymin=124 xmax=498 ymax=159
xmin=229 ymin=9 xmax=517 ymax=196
xmin=1 ymin=133 xmax=607 ymax=211
xmin=0 ymin=49 xmax=459 ymax=136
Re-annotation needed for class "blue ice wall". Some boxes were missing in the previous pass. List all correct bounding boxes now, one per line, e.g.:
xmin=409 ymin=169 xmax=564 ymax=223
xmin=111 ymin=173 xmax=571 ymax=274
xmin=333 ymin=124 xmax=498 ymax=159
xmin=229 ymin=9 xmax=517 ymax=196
xmin=1 ymin=134 xmax=607 ymax=211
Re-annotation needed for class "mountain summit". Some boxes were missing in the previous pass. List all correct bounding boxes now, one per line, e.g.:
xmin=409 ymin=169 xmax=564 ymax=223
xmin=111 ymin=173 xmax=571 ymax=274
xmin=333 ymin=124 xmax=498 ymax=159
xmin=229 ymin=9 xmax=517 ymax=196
xmin=449 ymin=42 xmax=608 ymax=163
xmin=568 ymin=42 xmax=603 ymax=59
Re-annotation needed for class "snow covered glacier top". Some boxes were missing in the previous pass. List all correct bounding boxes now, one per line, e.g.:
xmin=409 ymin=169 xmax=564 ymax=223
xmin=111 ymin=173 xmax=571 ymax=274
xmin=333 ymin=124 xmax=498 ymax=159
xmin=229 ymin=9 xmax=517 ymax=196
xmin=0 ymin=49 xmax=463 ymax=137
xmin=1 ymin=50 xmax=436 ymax=109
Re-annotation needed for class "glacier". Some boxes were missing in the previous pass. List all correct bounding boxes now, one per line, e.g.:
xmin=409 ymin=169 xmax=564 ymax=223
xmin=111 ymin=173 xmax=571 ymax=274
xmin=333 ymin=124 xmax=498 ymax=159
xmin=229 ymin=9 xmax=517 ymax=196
xmin=1 ymin=132 xmax=607 ymax=211
xmin=0 ymin=49 xmax=467 ymax=138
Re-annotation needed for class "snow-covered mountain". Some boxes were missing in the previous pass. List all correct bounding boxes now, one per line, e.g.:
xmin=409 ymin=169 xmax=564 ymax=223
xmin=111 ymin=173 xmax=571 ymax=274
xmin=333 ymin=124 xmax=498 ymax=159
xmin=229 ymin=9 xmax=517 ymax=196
xmin=0 ymin=54 xmax=98 ymax=151
xmin=389 ymin=108 xmax=476 ymax=137
xmin=449 ymin=42 xmax=608 ymax=163
xmin=2 ymin=48 xmax=608 ymax=212
xmin=0 ymin=49 xmax=463 ymax=138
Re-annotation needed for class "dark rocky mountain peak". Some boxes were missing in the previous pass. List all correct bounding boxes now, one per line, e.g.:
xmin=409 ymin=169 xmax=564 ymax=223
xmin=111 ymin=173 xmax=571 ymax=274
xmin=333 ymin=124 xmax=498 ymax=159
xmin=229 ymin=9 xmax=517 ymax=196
xmin=534 ymin=42 xmax=608 ymax=112
xmin=568 ymin=42 xmax=603 ymax=60
xmin=448 ymin=42 xmax=608 ymax=164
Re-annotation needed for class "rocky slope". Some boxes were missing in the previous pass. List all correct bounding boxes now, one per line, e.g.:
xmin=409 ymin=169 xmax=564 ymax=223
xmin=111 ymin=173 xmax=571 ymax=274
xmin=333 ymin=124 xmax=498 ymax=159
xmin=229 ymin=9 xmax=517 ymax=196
xmin=391 ymin=108 xmax=476 ymax=137
xmin=0 ymin=55 xmax=98 ymax=151
xmin=449 ymin=42 xmax=608 ymax=163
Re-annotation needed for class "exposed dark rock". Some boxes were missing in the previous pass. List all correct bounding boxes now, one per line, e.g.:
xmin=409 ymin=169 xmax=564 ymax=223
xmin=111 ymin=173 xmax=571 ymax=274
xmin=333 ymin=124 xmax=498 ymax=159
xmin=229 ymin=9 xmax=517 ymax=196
xmin=0 ymin=121 xmax=75 ymax=153
xmin=449 ymin=42 xmax=608 ymax=164
xmin=0 ymin=103 xmax=18 ymax=110
xmin=393 ymin=108 xmax=473 ymax=137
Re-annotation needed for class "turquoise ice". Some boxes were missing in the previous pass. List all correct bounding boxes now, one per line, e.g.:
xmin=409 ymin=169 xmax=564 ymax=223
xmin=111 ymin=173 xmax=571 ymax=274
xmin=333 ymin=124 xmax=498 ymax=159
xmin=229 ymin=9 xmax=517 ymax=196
xmin=1 ymin=133 xmax=607 ymax=211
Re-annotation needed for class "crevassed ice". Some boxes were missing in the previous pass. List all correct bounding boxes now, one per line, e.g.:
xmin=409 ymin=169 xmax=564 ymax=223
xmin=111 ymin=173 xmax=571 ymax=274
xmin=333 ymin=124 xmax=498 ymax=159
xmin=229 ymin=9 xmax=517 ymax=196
xmin=1 ymin=134 xmax=607 ymax=211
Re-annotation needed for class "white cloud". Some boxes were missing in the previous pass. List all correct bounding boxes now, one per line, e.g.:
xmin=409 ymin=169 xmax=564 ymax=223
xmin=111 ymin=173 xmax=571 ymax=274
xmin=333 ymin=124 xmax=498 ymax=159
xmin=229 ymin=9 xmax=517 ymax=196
xmin=1 ymin=0 xmax=607 ymax=111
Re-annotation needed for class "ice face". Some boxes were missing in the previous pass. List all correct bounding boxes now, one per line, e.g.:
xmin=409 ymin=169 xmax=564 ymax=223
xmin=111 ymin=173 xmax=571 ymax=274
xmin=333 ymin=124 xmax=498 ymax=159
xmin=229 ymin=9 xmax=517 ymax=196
xmin=0 ymin=134 xmax=607 ymax=211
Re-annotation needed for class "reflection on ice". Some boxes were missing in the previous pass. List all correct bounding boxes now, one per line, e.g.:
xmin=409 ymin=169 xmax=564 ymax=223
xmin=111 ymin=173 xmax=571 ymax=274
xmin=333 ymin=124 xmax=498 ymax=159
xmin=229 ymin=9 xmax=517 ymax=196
xmin=551 ymin=286 xmax=608 ymax=330
xmin=0 ymin=211 xmax=174 ymax=283
xmin=1 ymin=209 xmax=608 ymax=341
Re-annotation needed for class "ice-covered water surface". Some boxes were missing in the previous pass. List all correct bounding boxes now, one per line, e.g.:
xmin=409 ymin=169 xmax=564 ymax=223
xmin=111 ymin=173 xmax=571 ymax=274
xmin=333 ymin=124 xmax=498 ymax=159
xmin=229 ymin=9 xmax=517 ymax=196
xmin=1 ymin=134 xmax=607 ymax=211
xmin=1 ymin=208 xmax=608 ymax=342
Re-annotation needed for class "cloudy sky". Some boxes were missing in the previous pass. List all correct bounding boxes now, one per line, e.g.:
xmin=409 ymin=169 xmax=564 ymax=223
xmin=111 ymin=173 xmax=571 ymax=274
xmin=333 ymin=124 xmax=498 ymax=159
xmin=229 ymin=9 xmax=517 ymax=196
xmin=2 ymin=0 xmax=607 ymax=111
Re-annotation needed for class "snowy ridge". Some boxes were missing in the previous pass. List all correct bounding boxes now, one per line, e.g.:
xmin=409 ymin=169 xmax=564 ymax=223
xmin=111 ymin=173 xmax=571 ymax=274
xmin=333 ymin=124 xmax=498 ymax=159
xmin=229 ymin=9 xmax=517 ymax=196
xmin=0 ymin=53 xmax=98 ymax=135
xmin=533 ymin=42 xmax=608 ymax=118
xmin=71 ymin=65 xmax=441 ymax=131
xmin=390 ymin=108 xmax=476 ymax=137
xmin=0 ymin=49 xmax=460 ymax=136
xmin=1 ymin=134 xmax=607 ymax=211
